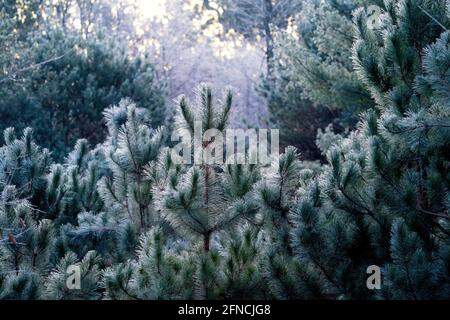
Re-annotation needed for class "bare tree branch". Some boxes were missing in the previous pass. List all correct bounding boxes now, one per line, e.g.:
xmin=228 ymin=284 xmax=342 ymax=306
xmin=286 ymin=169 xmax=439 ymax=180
xmin=0 ymin=47 xmax=75 ymax=84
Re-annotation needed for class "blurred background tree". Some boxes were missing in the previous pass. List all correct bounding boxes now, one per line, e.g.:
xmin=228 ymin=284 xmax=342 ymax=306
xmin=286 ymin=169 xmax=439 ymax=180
xmin=0 ymin=30 xmax=166 ymax=159
xmin=0 ymin=1 xmax=166 ymax=160
xmin=207 ymin=0 xmax=302 ymax=77
xmin=261 ymin=0 xmax=378 ymax=160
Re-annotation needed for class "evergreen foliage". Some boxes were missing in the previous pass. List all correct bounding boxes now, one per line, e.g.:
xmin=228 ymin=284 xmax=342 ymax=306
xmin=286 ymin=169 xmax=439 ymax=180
xmin=158 ymin=85 xmax=260 ymax=252
xmin=0 ymin=0 xmax=449 ymax=300
xmin=0 ymin=29 xmax=166 ymax=159
xmin=286 ymin=0 xmax=450 ymax=299
xmin=263 ymin=0 xmax=376 ymax=159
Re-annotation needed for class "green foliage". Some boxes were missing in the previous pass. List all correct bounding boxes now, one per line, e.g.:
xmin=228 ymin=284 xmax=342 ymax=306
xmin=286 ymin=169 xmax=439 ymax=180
xmin=257 ymin=146 xmax=302 ymax=253
xmin=98 ymin=99 xmax=166 ymax=232
xmin=102 ymin=227 xmax=195 ymax=300
xmin=45 ymin=250 xmax=101 ymax=300
xmin=0 ymin=0 xmax=449 ymax=301
xmin=0 ymin=28 xmax=166 ymax=159
xmin=263 ymin=0 xmax=376 ymax=159
xmin=261 ymin=70 xmax=340 ymax=159
xmin=158 ymin=84 xmax=260 ymax=253
xmin=286 ymin=0 xmax=450 ymax=299
xmin=289 ymin=0 xmax=375 ymax=114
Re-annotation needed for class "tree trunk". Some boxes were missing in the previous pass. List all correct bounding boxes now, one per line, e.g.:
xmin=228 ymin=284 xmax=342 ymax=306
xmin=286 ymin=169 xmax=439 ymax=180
xmin=203 ymin=231 xmax=211 ymax=252
xmin=263 ymin=0 xmax=274 ymax=78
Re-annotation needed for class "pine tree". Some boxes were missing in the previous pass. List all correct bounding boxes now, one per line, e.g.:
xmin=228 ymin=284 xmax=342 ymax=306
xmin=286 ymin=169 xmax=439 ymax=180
xmin=0 ymin=127 xmax=101 ymax=300
xmin=257 ymin=146 xmax=324 ymax=299
xmin=263 ymin=0 xmax=377 ymax=159
xmin=58 ymin=99 xmax=167 ymax=264
xmin=1 ymin=0 xmax=449 ymax=301
xmin=288 ymin=0 xmax=376 ymax=116
xmin=154 ymin=85 xmax=264 ymax=298
xmin=98 ymin=99 xmax=166 ymax=232
xmin=0 ymin=28 xmax=167 ymax=159
xmin=44 ymin=250 xmax=101 ymax=300
xmin=102 ymin=226 xmax=196 ymax=300
xmin=158 ymin=84 xmax=260 ymax=253
xmin=288 ymin=0 xmax=450 ymax=299
xmin=0 ymin=182 xmax=54 ymax=299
